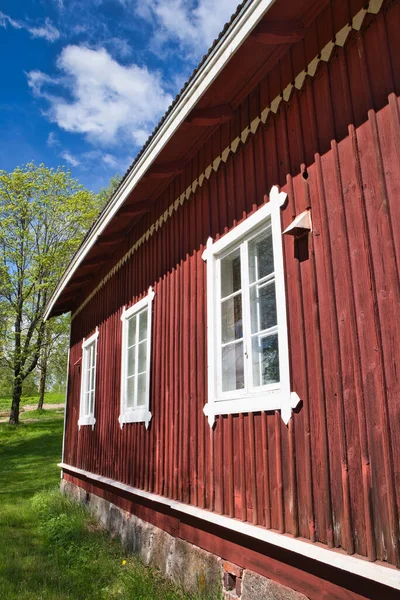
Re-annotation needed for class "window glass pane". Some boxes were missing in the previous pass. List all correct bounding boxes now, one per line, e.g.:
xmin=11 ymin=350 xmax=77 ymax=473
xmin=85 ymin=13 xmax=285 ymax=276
xmin=138 ymin=340 xmax=147 ymax=374
xmin=127 ymin=346 xmax=136 ymax=377
xmin=89 ymin=343 xmax=95 ymax=369
xmin=252 ymin=333 xmax=279 ymax=386
xmin=90 ymin=366 xmax=96 ymax=392
xmin=89 ymin=390 xmax=94 ymax=415
xmin=138 ymin=309 xmax=148 ymax=342
xmin=221 ymin=295 xmax=242 ymax=343
xmin=250 ymin=281 xmax=277 ymax=333
xmin=221 ymin=342 xmax=245 ymax=392
xmin=248 ymin=227 xmax=274 ymax=283
xmin=87 ymin=345 xmax=92 ymax=372
xmin=84 ymin=357 xmax=91 ymax=394
xmin=137 ymin=373 xmax=147 ymax=406
xmin=128 ymin=315 xmax=137 ymax=347
xmin=126 ymin=376 xmax=135 ymax=408
xmin=85 ymin=390 xmax=91 ymax=415
xmin=221 ymin=249 xmax=241 ymax=298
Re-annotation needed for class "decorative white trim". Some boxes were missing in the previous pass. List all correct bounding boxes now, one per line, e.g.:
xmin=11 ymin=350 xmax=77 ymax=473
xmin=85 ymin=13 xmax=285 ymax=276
xmin=77 ymin=415 xmax=96 ymax=428
xmin=119 ymin=287 xmax=154 ymax=429
xmin=58 ymin=462 xmax=400 ymax=591
xmin=202 ymin=186 xmax=298 ymax=426
xmin=78 ymin=327 xmax=99 ymax=430
xmin=65 ymin=0 xmax=384 ymax=323
xmin=82 ymin=329 xmax=99 ymax=348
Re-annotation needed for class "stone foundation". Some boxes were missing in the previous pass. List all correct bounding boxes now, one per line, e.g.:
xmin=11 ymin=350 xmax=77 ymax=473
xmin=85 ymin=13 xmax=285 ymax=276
xmin=61 ymin=479 xmax=308 ymax=600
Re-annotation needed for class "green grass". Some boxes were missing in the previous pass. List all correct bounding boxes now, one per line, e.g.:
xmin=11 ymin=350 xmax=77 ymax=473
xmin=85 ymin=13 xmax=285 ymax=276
xmin=20 ymin=408 xmax=65 ymax=421
xmin=0 ymin=417 xmax=218 ymax=600
xmin=0 ymin=391 xmax=65 ymax=413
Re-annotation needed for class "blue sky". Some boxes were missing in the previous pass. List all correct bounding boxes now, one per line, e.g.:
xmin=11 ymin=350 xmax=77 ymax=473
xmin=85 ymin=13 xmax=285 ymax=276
xmin=0 ymin=0 xmax=239 ymax=191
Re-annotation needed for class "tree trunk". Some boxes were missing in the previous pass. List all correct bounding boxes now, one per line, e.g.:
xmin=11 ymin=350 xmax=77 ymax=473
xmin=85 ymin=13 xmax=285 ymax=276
xmin=37 ymin=359 xmax=47 ymax=410
xmin=9 ymin=376 xmax=22 ymax=425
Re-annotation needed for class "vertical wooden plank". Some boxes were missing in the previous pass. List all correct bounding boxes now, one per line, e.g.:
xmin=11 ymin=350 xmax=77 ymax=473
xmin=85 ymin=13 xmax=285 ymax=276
xmin=248 ymin=413 xmax=258 ymax=525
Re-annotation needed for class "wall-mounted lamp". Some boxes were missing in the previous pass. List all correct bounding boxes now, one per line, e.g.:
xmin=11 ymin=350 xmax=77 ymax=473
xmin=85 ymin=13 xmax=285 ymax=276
xmin=283 ymin=209 xmax=312 ymax=238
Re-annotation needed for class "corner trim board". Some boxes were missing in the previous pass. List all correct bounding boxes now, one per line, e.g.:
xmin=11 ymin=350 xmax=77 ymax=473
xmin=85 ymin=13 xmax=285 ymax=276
xmin=59 ymin=463 xmax=400 ymax=591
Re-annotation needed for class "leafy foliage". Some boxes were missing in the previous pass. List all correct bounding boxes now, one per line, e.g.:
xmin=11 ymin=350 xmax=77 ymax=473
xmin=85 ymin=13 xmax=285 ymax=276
xmin=96 ymin=173 xmax=122 ymax=209
xmin=0 ymin=162 xmax=100 ymax=422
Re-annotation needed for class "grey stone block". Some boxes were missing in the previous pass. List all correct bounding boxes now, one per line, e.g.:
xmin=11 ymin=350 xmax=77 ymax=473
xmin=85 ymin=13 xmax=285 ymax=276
xmin=242 ymin=570 xmax=309 ymax=600
xmin=88 ymin=493 xmax=110 ymax=528
xmin=148 ymin=528 xmax=174 ymax=574
xmin=166 ymin=537 xmax=222 ymax=595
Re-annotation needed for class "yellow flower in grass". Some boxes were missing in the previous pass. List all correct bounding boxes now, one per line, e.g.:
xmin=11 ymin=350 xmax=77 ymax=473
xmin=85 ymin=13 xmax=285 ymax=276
xmin=122 ymin=560 xmax=127 ymax=566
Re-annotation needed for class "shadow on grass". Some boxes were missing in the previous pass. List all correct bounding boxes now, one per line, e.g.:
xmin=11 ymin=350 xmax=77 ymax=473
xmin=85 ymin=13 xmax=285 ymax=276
xmin=0 ymin=418 xmax=219 ymax=600
xmin=0 ymin=420 xmax=63 ymax=503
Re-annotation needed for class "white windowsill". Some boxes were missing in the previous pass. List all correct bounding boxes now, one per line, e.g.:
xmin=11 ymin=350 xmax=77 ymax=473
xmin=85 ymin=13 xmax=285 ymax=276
xmin=78 ymin=415 xmax=96 ymax=430
xmin=118 ymin=408 xmax=152 ymax=429
xmin=204 ymin=391 xmax=300 ymax=424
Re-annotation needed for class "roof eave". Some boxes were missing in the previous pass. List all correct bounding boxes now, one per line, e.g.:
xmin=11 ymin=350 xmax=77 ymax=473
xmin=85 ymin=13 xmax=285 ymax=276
xmin=44 ymin=0 xmax=278 ymax=321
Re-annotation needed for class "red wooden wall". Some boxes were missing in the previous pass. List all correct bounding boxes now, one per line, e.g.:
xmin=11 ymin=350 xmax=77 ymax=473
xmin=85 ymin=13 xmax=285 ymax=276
xmin=64 ymin=0 xmax=400 ymax=570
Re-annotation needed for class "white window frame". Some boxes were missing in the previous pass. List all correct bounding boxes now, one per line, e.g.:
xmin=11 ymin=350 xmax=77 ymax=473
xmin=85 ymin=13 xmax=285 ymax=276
xmin=119 ymin=287 xmax=154 ymax=429
xmin=78 ymin=328 xmax=99 ymax=430
xmin=202 ymin=186 xmax=300 ymax=426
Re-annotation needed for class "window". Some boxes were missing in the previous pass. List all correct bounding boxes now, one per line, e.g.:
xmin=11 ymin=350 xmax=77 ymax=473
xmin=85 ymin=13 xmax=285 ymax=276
xmin=202 ymin=186 xmax=300 ymax=426
xmin=119 ymin=287 xmax=154 ymax=428
xmin=78 ymin=328 xmax=99 ymax=429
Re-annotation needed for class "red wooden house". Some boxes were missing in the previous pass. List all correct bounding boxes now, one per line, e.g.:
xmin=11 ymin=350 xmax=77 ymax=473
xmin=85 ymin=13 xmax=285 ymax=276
xmin=45 ymin=0 xmax=400 ymax=597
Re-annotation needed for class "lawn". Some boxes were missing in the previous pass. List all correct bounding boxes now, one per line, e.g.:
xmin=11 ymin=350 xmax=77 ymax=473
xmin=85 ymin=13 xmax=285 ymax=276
xmin=0 ymin=417 xmax=213 ymax=600
xmin=0 ymin=391 xmax=65 ymax=413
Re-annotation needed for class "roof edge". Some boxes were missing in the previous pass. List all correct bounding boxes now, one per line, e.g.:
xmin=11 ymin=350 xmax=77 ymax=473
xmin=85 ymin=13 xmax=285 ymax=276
xmin=44 ymin=0 xmax=278 ymax=321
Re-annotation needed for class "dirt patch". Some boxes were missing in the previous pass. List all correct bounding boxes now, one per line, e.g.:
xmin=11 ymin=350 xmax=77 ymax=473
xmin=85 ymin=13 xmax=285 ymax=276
xmin=0 ymin=403 xmax=65 ymax=423
xmin=22 ymin=403 xmax=65 ymax=411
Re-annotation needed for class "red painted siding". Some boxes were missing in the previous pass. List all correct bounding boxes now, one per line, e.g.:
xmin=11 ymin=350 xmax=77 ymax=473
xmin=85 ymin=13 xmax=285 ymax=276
xmin=64 ymin=0 xmax=400 ymax=573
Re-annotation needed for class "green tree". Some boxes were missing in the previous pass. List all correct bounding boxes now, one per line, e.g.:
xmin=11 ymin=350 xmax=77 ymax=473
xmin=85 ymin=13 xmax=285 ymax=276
xmin=36 ymin=316 xmax=70 ymax=410
xmin=97 ymin=173 xmax=122 ymax=209
xmin=0 ymin=163 xmax=99 ymax=424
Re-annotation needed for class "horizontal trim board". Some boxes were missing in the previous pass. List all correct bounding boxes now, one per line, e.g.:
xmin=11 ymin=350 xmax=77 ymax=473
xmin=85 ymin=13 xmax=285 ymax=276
xmin=59 ymin=462 xmax=400 ymax=590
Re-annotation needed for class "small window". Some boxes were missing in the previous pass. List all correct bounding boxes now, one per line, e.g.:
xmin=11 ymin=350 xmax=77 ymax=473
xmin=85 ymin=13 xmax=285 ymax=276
xmin=78 ymin=328 xmax=99 ymax=429
xmin=202 ymin=186 xmax=300 ymax=426
xmin=119 ymin=287 xmax=154 ymax=429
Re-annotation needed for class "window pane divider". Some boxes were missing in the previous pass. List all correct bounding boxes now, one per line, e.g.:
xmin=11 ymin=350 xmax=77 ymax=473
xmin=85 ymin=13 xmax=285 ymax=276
xmin=133 ymin=314 xmax=140 ymax=409
xmin=241 ymin=239 xmax=252 ymax=392
xmin=220 ymin=288 xmax=242 ymax=304
xmin=250 ymin=325 xmax=279 ymax=338
xmin=220 ymin=337 xmax=244 ymax=349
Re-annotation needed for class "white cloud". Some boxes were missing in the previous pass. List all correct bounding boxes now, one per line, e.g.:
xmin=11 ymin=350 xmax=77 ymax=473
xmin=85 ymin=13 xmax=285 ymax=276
xmin=102 ymin=153 xmax=119 ymax=168
xmin=105 ymin=37 xmax=132 ymax=59
xmin=0 ymin=11 xmax=22 ymax=30
xmin=134 ymin=0 xmax=239 ymax=56
xmin=29 ymin=18 xmax=60 ymax=42
xmin=0 ymin=11 xmax=60 ymax=42
xmin=79 ymin=150 xmax=132 ymax=172
xmin=27 ymin=45 xmax=173 ymax=146
xmin=60 ymin=150 xmax=80 ymax=167
xmin=132 ymin=129 xmax=150 ymax=146
xmin=47 ymin=132 xmax=59 ymax=147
